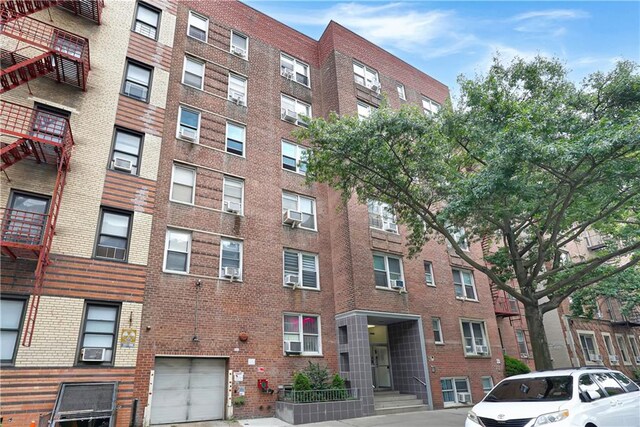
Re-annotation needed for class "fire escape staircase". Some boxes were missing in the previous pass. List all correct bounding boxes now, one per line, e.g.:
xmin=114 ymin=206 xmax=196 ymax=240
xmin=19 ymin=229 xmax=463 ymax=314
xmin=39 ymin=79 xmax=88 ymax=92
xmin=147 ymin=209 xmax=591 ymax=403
xmin=0 ymin=100 xmax=74 ymax=347
xmin=1 ymin=0 xmax=104 ymax=25
xmin=1 ymin=15 xmax=91 ymax=93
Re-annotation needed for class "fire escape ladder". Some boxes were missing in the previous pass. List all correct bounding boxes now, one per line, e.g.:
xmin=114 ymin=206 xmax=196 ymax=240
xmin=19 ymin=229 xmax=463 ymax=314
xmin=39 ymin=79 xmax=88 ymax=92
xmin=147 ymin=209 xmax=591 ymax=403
xmin=0 ymin=15 xmax=90 ymax=93
xmin=0 ymin=1 xmax=104 ymax=25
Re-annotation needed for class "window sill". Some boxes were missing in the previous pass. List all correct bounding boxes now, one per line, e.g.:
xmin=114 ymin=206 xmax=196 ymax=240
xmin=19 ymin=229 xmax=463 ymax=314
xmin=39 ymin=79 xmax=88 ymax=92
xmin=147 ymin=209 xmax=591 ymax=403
xmin=369 ymin=226 xmax=399 ymax=235
xmin=93 ymin=256 xmax=129 ymax=264
xmin=176 ymin=136 xmax=200 ymax=144
xmin=221 ymin=210 xmax=245 ymax=218
xmin=375 ymin=286 xmax=407 ymax=293
xmin=285 ymin=353 xmax=323 ymax=357
xmin=282 ymin=167 xmax=307 ymax=177
xmin=108 ymin=168 xmax=140 ymax=177
xmin=132 ymin=30 xmax=158 ymax=42
xmin=182 ymin=81 xmax=204 ymax=91
xmin=281 ymin=75 xmax=311 ymax=89
xmin=229 ymin=50 xmax=249 ymax=61
xmin=170 ymin=199 xmax=195 ymax=207
xmin=435 ymin=342 xmax=445 ymax=346
xmin=282 ymin=224 xmax=318 ymax=233
xmin=228 ymin=98 xmax=247 ymax=108
xmin=218 ymin=277 xmax=243 ymax=283
xmin=120 ymin=93 xmax=149 ymax=104
xmin=426 ymin=283 xmax=436 ymax=288
xmin=281 ymin=118 xmax=309 ymax=128
xmin=284 ymin=285 xmax=320 ymax=292
xmin=464 ymin=354 xmax=491 ymax=359
xmin=455 ymin=296 xmax=479 ymax=303
xmin=163 ymin=269 xmax=190 ymax=276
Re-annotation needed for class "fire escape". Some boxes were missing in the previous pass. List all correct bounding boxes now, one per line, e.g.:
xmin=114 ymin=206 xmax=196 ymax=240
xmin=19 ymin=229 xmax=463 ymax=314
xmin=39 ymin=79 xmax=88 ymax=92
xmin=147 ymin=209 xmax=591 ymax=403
xmin=0 ymin=0 xmax=102 ymax=347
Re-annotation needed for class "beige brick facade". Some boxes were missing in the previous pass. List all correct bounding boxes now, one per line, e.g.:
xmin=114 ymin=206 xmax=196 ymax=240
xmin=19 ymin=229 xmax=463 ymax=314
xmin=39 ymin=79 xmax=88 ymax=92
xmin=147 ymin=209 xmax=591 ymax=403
xmin=114 ymin=301 xmax=144 ymax=367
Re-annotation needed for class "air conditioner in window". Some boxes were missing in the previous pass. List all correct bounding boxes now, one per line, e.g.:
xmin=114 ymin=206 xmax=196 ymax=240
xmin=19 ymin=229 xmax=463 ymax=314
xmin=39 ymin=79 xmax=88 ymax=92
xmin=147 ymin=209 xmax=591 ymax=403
xmin=231 ymin=45 xmax=247 ymax=58
xmin=284 ymin=340 xmax=302 ymax=354
xmin=383 ymin=221 xmax=398 ymax=233
xmin=369 ymin=82 xmax=380 ymax=92
xmin=113 ymin=157 xmax=133 ymax=172
xmin=457 ymin=393 xmax=471 ymax=404
xmin=475 ymin=345 xmax=488 ymax=355
xmin=179 ymin=127 xmax=197 ymax=141
xmin=229 ymin=92 xmax=245 ymax=106
xmin=281 ymin=108 xmax=298 ymax=123
xmin=589 ymin=353 xmax=602 ymax=362
xmin=281 ymin=68 xmax=295 ymax=80
xmin=635 ymin=355 xmax=640 ymax=364
xmin=81 ymin=347 xmax=107 ymax=362
xmin=520 ymin=353 xmax=529 ymax=359
xmin=283 ymin=209 xmax=303 ymax=227
xmin=223 ymin=266 xmax=240 ymax=279
xmin=609 ymin=355 xmax=619 ymax=364
xmin=390 ymin=279 xmax=405 ymax=290
xmin=224 ymin=201 xmax=242 ymax=214
xmin=285 ymin=274 xmax=300 ymax=286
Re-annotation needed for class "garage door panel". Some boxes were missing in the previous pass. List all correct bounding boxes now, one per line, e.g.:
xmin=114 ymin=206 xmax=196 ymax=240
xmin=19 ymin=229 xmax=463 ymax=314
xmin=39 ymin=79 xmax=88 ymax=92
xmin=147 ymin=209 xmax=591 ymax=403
xmin=153 ymin=373 xmax=191 ymax=390
xmin=192 ymin=358 xmax=225 ymax=371
xmin=190 ymin=374 xmax=225 ymax=389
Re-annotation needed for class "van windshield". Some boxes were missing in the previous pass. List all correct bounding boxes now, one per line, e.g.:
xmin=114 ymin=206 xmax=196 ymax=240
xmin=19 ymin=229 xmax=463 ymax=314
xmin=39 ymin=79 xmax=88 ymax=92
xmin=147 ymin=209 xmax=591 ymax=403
xmin=485 ymin=376 xmax=573 ymax=402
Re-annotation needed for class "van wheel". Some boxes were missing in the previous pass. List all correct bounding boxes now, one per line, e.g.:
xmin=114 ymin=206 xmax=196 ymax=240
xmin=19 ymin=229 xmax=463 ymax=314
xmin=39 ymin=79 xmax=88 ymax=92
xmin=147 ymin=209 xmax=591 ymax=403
xmin=586 ymin=423 xmax=597 ymax=427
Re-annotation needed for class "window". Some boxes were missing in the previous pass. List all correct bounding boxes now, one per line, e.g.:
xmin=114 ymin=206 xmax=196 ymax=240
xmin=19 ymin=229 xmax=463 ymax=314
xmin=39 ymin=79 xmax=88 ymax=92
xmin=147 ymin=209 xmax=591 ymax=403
xmin=441 ymin=378 xmax=470 ymax=406
xmin=280 ymin=53 xmax=309 ymax=86
xmin=452 ymin=269 xmax=477 ymax=300
xmin=32 ymin=103 xmax=70 ymax=143
xmin=230 ymin=31 xmax=248 ymax=59
xmin=282 ymin=140 xmax=307 ymax=174
xmin=95 ymin=210 xmax=131 ymax=261
xmin=422 ymin=96 xmax=440 ymax=115
xmin=353 ymin=61 xmax=379 ymax=90
xmin=481 ymin=377 xmax=494 ymax=394
xmin=177 ymin=106 xmax=200 ymax=142
xmin=616 ymin=334 xmax=631 ymax=364
xmin=170 ymin=164 xmax=196 ymax=204
xmin=592 ymin=372 xmax=626 ymax=396
xmin=516 ymin=329 xmax=528 ymax=357
xmin=368 ymin=200 xmax=397 ymax=233
xmin=628 ymin=335 xmax=639 ymax=362
xmin=432 ymin=317 xmax=443 ymax=344
xmin=281 ymin=94 xmax=311 ymax=126
xmin=357 ymin=102 xmax=374 ymax=120
xmin=123 ymin=61 xmax=151 ymax=101
xmin=424 ymin=261 xmax=435 ymax=286
xmin=602 ymin=333 xmax=616 ymax=361
xmin=164 ymin=229 xmax=191 ymax=273
xmin=110 ymin=129 xmax=141 ymax=174
xmin=283 ymin=250 xmax=318 ymax=289
xmin=133 ymin=2 xmax=159 ymax=39
xmin=187 ymin=11 xmax=208 ymax=42
xmin=282 ymin=192 xmax=316 ymax=230
xmin=283 ymin=314 xmax=321 ymax=355
xmin=578 ymin=332 xmax=600 ymax=363
xmin=397 ymin=83 xmax=406 ymax=100
xmin=222 ymin=176 xmax=244 ymax=215
xmin=79 ymin=303 xmax=119 ymax=364
xmin=373 ymin=253 xmax=404 ymax=289
xmin=228 ymin=74 xmax=247 ymax=105
xmin=610 ymin=372 xmax=640 ymax=393
xmin=448 ymin=226 xmax=469 ymax=251
xmin=182 ymin=56 xmax=204 ymax=90
xmin=579 ymin=374 xmax=606 ymax=398
xmin=461 ymin=320 xmax=488 ymax=355
xmin=3 ymin=192 xmax=49 ymax=245
xmin=1 ymin=297 xmax=26 ymax=365
xmin=219 ymin=239 xmax=242 ymax=279
xmin=225 ymin=122 xmax=245 ymax=156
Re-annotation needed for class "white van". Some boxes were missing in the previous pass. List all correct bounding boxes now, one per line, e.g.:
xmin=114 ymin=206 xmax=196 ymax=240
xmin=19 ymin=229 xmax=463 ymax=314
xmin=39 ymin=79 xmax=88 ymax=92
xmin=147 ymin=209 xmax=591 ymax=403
xmin=465 ymin=367 xmax=639 ymax=427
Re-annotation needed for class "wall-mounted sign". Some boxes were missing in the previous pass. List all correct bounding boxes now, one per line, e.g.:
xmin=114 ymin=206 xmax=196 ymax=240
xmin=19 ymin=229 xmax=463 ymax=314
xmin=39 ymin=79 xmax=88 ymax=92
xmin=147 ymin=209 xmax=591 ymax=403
xmin=248 ymin=358 xmax=256 ymax=365
xmin=234 ymin=371 xmax=244 ymax=382
xmin=257 ymin=366 xmax=265 ymax=373
xmin=120 ymin=329 xmax=137 ymax=348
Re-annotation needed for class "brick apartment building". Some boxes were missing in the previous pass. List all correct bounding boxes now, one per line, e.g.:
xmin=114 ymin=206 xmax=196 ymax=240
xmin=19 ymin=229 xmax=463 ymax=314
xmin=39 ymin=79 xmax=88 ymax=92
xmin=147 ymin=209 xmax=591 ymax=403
xmin=0 ymin=0 xmax=177 ymax=425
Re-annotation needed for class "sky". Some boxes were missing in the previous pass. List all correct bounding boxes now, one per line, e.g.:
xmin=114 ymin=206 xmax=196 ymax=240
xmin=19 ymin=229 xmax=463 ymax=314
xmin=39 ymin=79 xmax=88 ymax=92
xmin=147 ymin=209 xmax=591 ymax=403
xmin=244 ymin=1 xmax=640 ymax=97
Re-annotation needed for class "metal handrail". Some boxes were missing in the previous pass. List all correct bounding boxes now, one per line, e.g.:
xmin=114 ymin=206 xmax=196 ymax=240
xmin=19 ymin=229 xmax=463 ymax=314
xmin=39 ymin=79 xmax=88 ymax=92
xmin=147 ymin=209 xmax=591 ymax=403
xmin=277 ymin=388 xmax=358 ymax=403
xmin=413 ymin=376 xmax=427 ymax=387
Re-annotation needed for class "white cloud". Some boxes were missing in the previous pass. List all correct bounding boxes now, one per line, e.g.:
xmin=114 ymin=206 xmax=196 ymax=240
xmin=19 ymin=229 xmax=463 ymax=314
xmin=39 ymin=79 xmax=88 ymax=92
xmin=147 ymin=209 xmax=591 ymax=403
xmin=510 ymin=9 xmax=589 ymax=34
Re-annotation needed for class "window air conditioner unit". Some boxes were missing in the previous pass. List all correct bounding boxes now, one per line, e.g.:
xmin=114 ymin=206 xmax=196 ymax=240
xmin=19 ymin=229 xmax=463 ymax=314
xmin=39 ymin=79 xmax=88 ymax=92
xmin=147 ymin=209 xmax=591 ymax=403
xmin=113 ymin=157 xmax=133 ymax=172
xmin=520 ymin=353 xmax=529 ymax=359
xmin=589 ymin=353 xmax=602 ymax=362
xmin=390 ymin=279 xmax=405 ymax=290
xmin=383 ymin=222 xmax=398 ymax=233
xmin=224 ymin=201 xmax=242 ymax=214
xmin=475 ymin=345 xmax=488 ymax=355
xmin=609 ymin=355 xmax=619 ymax=364
xmin=231 ymin=45 xmax=246 ymax=58
xmin=223 ymin=266 xmax=240 ymax=279
xmin=229 ymin=92 xmax=245 ymax=106
xmin=81 ymin=347 xmax=107 ymax=362
xmin=635 ymin=356 xmax=640 ymax=364
xmin=283 ymin=209 xmax=303 ymax=227
xmin=285 ymin=274 xmax=300 ymax=286
xmin=281 ymin=109 xmax=298 ymax=123
xmin=457 ymin=393 xmax=470 ymax=404
xmin=282 ymin=68 xmax=294 ymax=80
xmin=179 ymin=127 xmax=197 ymax=141
xmin=284 ymin=340 xmax=302 ymax=354
xmin=369 ymin=82 xmax=380 ymax=92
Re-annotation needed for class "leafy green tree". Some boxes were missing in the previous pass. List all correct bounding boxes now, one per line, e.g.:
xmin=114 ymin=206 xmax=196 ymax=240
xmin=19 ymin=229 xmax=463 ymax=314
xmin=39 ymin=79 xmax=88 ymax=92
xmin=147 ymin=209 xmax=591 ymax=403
xmin=504 ymin=355 xmax=532 ymax=377
xmin=297 ymin=56 xmax=640 ymax=370
xmin=570 ymin=266 xmax=640 ymax=319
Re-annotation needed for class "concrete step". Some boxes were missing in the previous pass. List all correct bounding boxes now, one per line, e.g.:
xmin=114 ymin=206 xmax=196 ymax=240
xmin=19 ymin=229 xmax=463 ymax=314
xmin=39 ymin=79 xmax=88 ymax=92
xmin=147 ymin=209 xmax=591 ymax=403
xmin=374 ymin=393 xmax=421 ymax=403
xmin=373 ymin=390 xmax=400 ymax=396
xmin=375 ymin=398 xmax=425 ymax=408
xmin=374 ymin=404 xmax=429 ymax=416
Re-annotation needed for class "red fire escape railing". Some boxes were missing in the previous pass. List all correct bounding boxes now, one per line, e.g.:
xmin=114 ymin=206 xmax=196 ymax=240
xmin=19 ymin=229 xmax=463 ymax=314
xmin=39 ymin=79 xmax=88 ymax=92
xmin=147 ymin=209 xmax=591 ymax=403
xmin=1 ymin=0 xmax=104 ymax=25
xmin=0 ymin=100 xmax=74 ymax=347
xmin=1 ymin=15 xmax=90 ymax=92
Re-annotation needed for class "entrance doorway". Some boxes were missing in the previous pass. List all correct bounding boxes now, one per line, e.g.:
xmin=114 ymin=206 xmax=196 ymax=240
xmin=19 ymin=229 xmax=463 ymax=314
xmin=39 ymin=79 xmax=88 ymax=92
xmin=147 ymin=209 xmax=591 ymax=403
xmin=369 ymin=325 xmax=392 ymax=390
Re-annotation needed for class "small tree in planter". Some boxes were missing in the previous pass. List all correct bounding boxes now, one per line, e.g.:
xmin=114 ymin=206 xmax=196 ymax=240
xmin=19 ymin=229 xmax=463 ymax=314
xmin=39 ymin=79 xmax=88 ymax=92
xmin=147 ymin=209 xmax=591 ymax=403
xmin=291 ymin=362 xmax=348 ymax=402
xmin=504 ymin=355 xmax=531 ymax=377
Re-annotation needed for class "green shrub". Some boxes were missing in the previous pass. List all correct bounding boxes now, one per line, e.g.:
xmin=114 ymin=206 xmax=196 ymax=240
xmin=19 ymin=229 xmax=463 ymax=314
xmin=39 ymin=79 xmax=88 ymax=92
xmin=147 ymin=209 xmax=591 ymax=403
xmin=633 ymin=368 xmax=640 ymax=381
xmin=504 ymin=355 xmax=531 ymax=377
xmin=293 ymin=372 xmax=312 ymax=391
xmin=303 ymin=361 xmax=330 ymax=390
xmin=331 ymin=374 xmax=346 ymax=389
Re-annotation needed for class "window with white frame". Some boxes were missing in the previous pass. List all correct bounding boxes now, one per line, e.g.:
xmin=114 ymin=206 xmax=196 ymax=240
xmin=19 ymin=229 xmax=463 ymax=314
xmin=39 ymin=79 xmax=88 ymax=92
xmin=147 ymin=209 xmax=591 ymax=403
xmin=177 ymin=106 xmax=200 ymax=142
xmin=283 ymin=250 xmax=318 ymax=289
xmin=481 ymin=377 xmax=494 ymax=394
xmin=373 ymin=253 xmax=404 ymax=289
xmin=422 ymin=96 xmax=440 ymax=115
xmin=282 ymin=140 xmax=308 ymax=174
xmin=228 ymin=74 xmax=247 ymax=105
xmin=616 ymin=334 xmax=631 ymax=364
xmin=461 ymin=320 xmax=488 ymax=355
xmin=424 ymin=261 xmax=435 ymax=286
xmin=602 ymin=333 xmax=616 ymax=362
xmin=397 ymin=83 xmax=406 ymax=100
xmin=353 ymin=61 xmax=379 ymax=90
xmin=578 ymin=332 xmax=600 ymax=363
xmin=281 ymin=94 xmax=311 ymax=126
xmin=182 ymin=56 xmax=204 ymax=90
xmin=170 ymin=164 xmax=195 ymax=204
xmin=432 ymin=317 xmax=443 ymax=344
xmin=368 ymin=200 xmax=397 ymax=233
xmin=452 ymin=269 xmax=477 ymax=300
xmin=448 ymin=226 xmax=469 ymax=251
xmin=628 ymin=335 xmax=639 ymax=361
xmin=225 ymin=121 xmax=245 ymax=156
xmin=280 ymin=53 xmax=309 ymax=86
xmin=133 ymin=2 xmax=160 ymax=40
xmin=441 ymin=377 xmax=470 ymax=405
xmin=230 ymin=31 xmax=248 ymax=59
xmin=283 ymin=313 xmax=321 ymax=355
xmin=1 ymin=297 xmax=26 ymax=365
xmin=187 ymin=11 xmax=208 ymax=41
xmin=357 ymin=102 xmax=373 ymax=120
xmin=220 ymin=239 xmax=242 ymax=279
xmin=282 ymin=192 xmax=316 ymax=230
xmin=222 ymin=176 xmax=243 ymax=215
xmin=516 ymin=329 xmax=528 ymax=357
xmin=164 ymin=229 xmax=191 ymax=273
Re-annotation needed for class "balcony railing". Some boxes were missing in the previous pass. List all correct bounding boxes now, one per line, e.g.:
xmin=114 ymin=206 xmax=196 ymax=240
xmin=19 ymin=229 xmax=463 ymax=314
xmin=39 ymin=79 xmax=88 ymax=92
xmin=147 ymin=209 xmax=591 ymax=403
xmin=494 ymin=295 xmax=520 ymax=316
xmin=277 ymin=388 xmax=359 ymax=403
xmin=0 ymin=208 xmax=47 ymax=251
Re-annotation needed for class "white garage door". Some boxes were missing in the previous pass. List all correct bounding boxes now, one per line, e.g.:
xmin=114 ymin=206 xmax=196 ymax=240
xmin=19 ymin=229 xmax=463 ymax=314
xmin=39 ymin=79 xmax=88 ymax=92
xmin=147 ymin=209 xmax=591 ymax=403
xmin=150 ymin=357 xmax=226 ymax=424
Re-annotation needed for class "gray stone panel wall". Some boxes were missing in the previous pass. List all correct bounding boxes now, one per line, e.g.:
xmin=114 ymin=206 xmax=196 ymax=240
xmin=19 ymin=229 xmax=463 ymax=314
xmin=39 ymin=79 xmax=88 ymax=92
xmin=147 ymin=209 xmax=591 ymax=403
xmin=388 ymin=320 xmax=429 ymax=404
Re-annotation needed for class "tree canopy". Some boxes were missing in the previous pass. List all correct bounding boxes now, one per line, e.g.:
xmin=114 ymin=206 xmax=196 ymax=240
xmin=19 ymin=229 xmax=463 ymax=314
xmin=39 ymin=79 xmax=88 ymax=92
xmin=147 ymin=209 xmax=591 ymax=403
xmin=296 ymin=56 xmax=640 ymax=369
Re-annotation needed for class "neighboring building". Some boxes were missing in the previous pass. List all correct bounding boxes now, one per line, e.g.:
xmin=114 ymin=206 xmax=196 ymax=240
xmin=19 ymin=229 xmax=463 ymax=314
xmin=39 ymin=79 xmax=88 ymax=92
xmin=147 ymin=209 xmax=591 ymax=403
xmin=0 ymin=1 xmax=176 ymax=425
xmin=132 ymin=1 xmax=506 ymax=424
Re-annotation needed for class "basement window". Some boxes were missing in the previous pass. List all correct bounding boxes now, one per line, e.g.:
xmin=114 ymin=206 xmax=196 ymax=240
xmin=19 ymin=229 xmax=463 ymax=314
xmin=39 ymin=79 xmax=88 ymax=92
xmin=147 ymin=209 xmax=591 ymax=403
xmin=50 ymin=382 xmax=117 ymax=426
